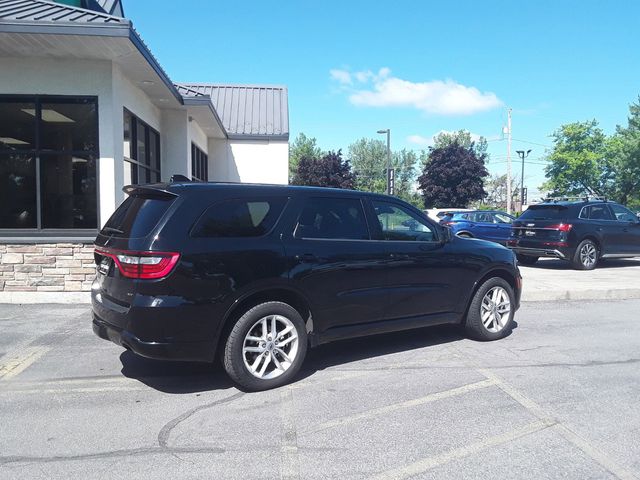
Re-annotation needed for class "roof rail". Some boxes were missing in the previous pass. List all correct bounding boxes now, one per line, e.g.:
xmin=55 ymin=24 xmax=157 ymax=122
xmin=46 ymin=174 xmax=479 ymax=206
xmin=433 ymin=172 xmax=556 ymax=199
xmin=543 ymin=195 xmax=607 ymax=203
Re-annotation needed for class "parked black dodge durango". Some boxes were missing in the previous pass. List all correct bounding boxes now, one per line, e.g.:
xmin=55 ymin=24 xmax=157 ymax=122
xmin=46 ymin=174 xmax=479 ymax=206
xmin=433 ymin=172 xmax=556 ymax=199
xmin=92 ymin=183 xmax=522 ymax=391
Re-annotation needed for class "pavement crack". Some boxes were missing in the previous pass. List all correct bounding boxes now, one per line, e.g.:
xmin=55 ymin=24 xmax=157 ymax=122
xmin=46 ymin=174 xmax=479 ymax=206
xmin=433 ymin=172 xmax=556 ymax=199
xmin=0 ymin=446 xmax=225 ymax=466
xmin=157 ymin=391 xmax=244 ymax=449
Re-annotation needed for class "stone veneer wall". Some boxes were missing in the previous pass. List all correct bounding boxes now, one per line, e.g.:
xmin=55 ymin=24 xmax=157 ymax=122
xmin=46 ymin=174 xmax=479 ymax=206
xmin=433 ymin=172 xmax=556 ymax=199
xmin=0 ymin=244 xmax=95 ymax=292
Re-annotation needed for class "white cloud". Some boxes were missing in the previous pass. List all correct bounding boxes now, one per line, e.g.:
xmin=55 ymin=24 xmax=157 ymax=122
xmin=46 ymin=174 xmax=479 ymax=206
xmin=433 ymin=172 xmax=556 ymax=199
xmin=329 ymin=69 xmax=352 ymax=85
xmin=407 ymin=130 xmax=484 ymax=146
xmin=330 ymin=67 xmax=502 ymax=116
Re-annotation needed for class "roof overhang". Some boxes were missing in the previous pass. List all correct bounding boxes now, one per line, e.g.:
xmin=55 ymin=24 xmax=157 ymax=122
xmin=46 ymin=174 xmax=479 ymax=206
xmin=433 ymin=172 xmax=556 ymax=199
xmin=0 ymin=21 xmax=183 ymax=108
xmin=183 ymin=96 xmax=227 ymax=140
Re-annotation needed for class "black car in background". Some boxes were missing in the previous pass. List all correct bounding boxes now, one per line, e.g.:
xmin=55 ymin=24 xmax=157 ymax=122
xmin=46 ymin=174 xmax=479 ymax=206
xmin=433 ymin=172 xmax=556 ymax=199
xmin=92 ymin=183 xmax=522 ymax=391
xmin=508 ymin=199 xmax=640 ymax=270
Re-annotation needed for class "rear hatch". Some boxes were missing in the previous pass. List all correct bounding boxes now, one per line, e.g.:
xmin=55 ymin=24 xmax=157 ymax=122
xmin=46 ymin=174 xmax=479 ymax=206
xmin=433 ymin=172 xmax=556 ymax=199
xmin=510 ymin=205 xmax=572 ymax=247
xmin=94 ymin=188 xmax=178 ymax=309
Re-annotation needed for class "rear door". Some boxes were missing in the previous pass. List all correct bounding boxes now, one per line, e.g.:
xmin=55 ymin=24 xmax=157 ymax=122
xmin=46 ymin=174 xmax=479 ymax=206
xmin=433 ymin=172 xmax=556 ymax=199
xmin=285 ymin=195 xmax=388 ymax=333
xmin=608 ymin=204 xmax=640 ymax=254
xmin=473 ymin=212 xmax=499 ymax=241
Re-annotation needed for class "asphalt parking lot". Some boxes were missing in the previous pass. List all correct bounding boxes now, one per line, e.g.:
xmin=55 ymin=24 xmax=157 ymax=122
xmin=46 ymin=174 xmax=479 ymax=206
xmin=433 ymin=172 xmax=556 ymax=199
xmin=1 ymin=300 xmax=639 ymax=479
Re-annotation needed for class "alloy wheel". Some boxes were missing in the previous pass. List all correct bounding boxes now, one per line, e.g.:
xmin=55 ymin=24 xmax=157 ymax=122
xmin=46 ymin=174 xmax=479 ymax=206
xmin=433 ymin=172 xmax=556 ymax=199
xmin=580 ymin=243 xmax=597 ymax=268
xmin=242 ymin=315 xmax=299 ymax=380
xmin=480 ymin=286 xmax=511 ymax=333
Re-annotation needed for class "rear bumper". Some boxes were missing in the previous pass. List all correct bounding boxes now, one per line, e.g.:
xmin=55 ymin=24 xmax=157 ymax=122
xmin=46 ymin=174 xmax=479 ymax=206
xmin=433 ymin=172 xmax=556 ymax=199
xmin=93 ymin=313 xmax=213 ymax=362
xmin=508 ymin=246 xmax=570 ymax=259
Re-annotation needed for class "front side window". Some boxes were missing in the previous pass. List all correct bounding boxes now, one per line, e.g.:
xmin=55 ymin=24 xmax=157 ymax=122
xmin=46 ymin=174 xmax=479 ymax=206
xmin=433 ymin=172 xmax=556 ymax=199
xmin=295 ymin=197 xmax=369 ymax=240
xmin=123 ymin=109 xmax=160 ymax=185
xmin=494 ymin=213 xmax=513 ymax=224
xmin=192 ymin=197 xmax=287 ymax=238
xmin=610 ymin=204 xmax=637 ymax=222
xmin=0 ymin=96 xmax=97 ymax=230
xmin=373 ymin=201 xmax=436 ymax=242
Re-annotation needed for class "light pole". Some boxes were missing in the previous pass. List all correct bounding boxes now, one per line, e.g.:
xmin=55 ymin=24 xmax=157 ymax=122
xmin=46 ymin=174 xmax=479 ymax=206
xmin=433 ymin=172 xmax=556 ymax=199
xmin=377 ymin=129 xmax=391 ymax=195
xmin=516 ymin=149 xmax=531 ymax=210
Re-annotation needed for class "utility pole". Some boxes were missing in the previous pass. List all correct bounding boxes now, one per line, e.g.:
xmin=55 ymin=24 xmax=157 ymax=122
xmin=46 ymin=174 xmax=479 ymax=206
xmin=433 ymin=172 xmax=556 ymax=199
xmin=516 ymin=149 xmax=532 ymax=211
xmin=506 ymin=108 xmax=512 ymax=214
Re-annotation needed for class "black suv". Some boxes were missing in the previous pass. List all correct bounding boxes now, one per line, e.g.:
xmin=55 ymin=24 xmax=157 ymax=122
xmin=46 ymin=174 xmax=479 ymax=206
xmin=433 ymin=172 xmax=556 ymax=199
xmin=508 ymin=199 xmax=640 ymax=269
xmin=92 ymin=183 xmax=522 ymax=391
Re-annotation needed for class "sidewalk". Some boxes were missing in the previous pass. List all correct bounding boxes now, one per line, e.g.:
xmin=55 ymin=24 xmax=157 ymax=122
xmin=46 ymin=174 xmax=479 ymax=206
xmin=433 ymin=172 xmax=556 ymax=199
xmin=520 ymin=257 xmax=640 ymax=302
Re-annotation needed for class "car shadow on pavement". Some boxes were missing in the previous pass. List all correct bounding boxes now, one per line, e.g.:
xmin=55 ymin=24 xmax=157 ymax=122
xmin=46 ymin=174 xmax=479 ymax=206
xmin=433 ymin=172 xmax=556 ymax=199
xmin=119 ymin=351 xmax=234 ymax=394
xmin=525 ymin=258 xmax=640 ymax=270
xmin=118 ymin=322 xmax=518 ymax=393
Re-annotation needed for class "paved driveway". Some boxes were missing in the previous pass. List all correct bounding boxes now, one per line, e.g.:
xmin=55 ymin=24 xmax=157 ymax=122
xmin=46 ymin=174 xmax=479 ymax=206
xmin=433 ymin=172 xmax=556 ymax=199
xmin=1 ymin=300 xmax=639 ymax=479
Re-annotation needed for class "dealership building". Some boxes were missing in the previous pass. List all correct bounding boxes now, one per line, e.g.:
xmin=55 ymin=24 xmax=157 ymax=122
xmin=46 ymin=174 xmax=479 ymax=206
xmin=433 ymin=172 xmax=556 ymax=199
xmin=0 ymin=0 xmax=289 ymax=301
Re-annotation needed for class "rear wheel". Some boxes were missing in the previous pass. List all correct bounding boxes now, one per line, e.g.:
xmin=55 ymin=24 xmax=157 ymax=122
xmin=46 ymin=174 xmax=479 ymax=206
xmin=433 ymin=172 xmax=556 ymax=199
xmin=465 ymin=278 xmax=515 ymax=341
xmin=572 ymin=239 xmax=598 ymax=270
xmin=516 ymin=254 xmax=538 ymax=266
xmin=223 ymin=301 xmax=307 ymax=391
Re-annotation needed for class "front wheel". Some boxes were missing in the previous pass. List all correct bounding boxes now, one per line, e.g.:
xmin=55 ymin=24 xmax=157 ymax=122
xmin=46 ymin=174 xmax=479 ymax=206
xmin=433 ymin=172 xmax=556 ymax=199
xmin=465 ymin=278 xmax=515 ymax=341
xmin=572 ymin=239 xmax=598 ymax=270
xmin=223 ymin=301 xmax=307 ymax=391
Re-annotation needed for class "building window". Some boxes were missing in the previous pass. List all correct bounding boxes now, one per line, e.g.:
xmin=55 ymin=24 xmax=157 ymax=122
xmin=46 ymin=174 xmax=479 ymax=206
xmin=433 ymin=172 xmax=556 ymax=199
xmin=123 ymin=109 xmax=160 ymax=185
xmin=0 ymin=96 xmax=98 ymax=230
xmin=191 ymin=143 xmax=208 ymax=182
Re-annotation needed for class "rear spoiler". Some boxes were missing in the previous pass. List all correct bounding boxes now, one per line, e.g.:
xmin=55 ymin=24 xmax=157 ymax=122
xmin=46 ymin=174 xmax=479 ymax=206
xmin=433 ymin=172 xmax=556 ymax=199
xmin=122 ymin=185 xmax=178 ymax=199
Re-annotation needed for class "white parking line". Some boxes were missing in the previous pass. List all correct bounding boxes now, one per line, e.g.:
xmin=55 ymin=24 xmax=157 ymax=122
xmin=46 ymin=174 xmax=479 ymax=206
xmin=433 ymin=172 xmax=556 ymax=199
xmin=371 ymin=419 xmax=555 ymax=480
xmin=477 ymin=367 xmax=638 ymax=480
xmin=303 ymin=378 xmax=496 ymax=435
xmin=0 ymin=346 xmax=49 ymax=381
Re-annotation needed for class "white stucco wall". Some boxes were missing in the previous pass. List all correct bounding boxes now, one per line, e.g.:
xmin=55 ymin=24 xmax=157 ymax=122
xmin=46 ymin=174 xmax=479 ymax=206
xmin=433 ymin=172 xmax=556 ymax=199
xmin=213 ymin=140 xmax=288 ymax=185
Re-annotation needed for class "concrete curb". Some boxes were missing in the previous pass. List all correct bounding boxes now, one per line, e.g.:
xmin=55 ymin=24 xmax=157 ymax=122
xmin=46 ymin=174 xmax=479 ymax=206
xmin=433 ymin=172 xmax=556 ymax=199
xmin=522 ymin=288 xmax=640 ymax=302
xmin=0 ymin=292 xmax=91 ymax=304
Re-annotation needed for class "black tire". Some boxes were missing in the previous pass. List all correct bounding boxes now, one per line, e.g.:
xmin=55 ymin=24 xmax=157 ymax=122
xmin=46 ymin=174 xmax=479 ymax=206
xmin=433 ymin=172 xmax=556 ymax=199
xmin=516 ymin=254 xmax=538 ymax=266
xmin=571 ymin=239 xmax=598 ymax=270
xmin=223 ymin=301 xmax=307 ymax=391
xmin=465 ymin=277 xmax=515 ymax=341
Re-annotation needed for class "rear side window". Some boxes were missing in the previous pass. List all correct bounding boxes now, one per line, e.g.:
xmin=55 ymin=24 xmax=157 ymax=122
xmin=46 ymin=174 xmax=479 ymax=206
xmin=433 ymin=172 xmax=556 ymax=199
xmin=102 ymin=195 xmax=175 ymax=238
xmin=295 ymin=197 xmax=369 ymax=240
xmin=191 ymin=197 xmax=287 ymax=238
xmin=519 ymin=205 xmax=568 ymax=220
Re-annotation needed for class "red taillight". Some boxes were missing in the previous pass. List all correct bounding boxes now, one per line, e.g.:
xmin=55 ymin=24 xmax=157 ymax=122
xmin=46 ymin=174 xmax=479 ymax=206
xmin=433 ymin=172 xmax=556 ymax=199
xmin=548 ymin=223 xmax=573 ymax=232
xmin=95 ymin=248 xmax=180 ymax=279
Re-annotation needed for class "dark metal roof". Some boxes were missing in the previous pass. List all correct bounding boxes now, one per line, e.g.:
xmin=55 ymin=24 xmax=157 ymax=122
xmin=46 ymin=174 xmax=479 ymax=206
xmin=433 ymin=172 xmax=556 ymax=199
xmin=0 ymin=0 xmax=126 ymax=23
xmin=176 ymin=84 xmax=289 ymax=140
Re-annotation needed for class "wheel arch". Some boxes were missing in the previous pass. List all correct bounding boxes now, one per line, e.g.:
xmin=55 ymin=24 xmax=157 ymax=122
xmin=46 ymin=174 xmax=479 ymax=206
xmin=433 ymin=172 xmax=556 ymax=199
xmin=462 ymin=267 xmax=518 ymax=324
xmin=216 ymin=287 xmax=314 ymax=358
xmin=456 ymin=230 xmax=474 ymax=238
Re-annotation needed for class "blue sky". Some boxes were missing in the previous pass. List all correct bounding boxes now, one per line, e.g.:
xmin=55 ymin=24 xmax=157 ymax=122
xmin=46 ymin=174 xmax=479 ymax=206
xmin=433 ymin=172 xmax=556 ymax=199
xmin=127 ymin=0 xmax=639 ymax=198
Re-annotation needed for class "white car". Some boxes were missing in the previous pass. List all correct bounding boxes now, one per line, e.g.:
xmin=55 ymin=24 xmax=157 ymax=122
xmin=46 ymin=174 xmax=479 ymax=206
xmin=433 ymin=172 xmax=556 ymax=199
xmin=424 ymin=208 xmax=473 ymax=223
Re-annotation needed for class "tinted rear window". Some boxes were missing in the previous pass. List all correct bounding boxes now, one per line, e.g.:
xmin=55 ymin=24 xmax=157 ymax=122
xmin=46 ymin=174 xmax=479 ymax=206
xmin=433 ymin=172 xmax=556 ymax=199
xmin=102 ymin=195 xmax=175 ymax=238
xmin=519 ymin=205 xmax=569 ymax=220
xmin=191 ymin=197 xmax=287 ymax=238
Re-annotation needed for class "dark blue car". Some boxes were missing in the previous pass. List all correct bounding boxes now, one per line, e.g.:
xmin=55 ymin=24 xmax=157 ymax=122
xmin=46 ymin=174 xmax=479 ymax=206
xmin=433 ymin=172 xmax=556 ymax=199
xmin=442 ymin=210 xmax=515 ymax=245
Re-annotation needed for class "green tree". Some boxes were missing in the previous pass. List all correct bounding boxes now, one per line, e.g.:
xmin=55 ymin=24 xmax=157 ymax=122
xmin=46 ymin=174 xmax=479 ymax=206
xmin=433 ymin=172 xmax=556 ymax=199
xmin=347 ymin=138 xmax=387 ymax=194
xmin=292 ymin=150 xmax=356 ymax=189
xmin=432 ymin=130 xmax=488 ymax=156
xmin=482 ymin=173 xmax=520 ymax=210
xmin=289 ymin=133 xmax=323 ymax=182
xmin=609 ymin=97 xmax=640 ymax=205
xmin=542 ymin=120 xmax=614 ymax=197
xmin=418 ymin=142 xmax=489 ymax=207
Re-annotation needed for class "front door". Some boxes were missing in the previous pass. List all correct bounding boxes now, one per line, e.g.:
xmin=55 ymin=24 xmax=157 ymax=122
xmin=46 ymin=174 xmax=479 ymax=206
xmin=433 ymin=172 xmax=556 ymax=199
xmin=370 ymin=199 xmax=463 ymax=320
xmin=286 ymin=195 xmax=388 ymax=333
xmin=608 ymin=204 xmax=640 ymax=254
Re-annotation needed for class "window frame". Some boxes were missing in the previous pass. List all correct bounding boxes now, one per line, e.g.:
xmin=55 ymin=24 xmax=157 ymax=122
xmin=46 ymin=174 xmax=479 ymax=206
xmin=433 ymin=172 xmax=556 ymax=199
xmin=191 ymin=143 xmax=208 ymax=182
xmin=123 ymin=108 xmax=161 ymax=185
xmin=0 ymin=94 xmax=100 ymax=241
